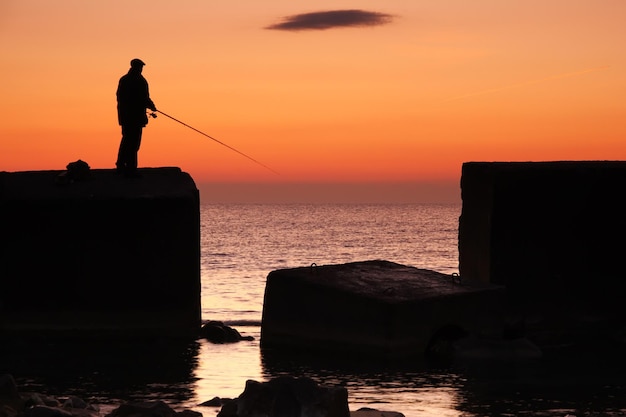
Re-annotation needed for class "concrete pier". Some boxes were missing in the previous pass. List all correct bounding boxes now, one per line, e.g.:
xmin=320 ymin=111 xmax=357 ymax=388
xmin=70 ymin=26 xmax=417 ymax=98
xmin=0 ymin=167 xmax=201 ymax=337
xmin=459 ymin=161 xmax=626 ymax=311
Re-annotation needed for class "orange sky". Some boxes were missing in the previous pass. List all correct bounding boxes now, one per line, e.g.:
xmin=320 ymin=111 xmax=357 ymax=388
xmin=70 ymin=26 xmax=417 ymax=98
xmin=2 ymin=1 xmax=625 ymax=202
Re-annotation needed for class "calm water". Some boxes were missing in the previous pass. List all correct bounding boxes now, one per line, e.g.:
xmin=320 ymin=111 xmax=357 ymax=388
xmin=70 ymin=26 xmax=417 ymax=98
xmin=196 ymin=203 xmax=461 ymax=415
xmin=5 ymin=204 xmax=626 ymax=416
xmin=200 ymin=203 xmax=460 ymax=325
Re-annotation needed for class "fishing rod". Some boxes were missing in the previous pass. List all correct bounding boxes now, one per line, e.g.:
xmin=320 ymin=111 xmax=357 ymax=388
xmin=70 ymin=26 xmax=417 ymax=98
xmin=151 ymin=109 xmax=280 ymax=176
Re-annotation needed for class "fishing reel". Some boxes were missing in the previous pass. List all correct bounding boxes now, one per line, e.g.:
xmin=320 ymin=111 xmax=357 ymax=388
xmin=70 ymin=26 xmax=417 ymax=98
xmin=149 ymin=112 xmax=158 ymax=118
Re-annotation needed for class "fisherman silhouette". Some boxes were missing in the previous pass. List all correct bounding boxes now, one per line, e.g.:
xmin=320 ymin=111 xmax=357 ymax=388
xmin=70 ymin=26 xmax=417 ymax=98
xmin=115 ymin=58 xmax=157 ymax=178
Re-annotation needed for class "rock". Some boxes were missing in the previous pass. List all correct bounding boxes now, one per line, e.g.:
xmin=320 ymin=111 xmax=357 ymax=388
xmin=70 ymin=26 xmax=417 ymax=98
xmin=0 ymin=404 xmax=18 ymax=417
xmin=351 ymin=408 xmax=405 ymax=417
xmin=105 ymin=401 xmax=177 ymax=417
xmin=63 ymin=396 xmax=89 ymax=409
xmin=0 ymin=377 xmax=96 ymax=417
xmin=218 ymin=376 xmax=349 ymax=417
xmin=0 ymin=375 xmax=19 ymax=400
xmin=216 ymin=400 xmax=237 ymax=417
xmin=200 ymin=321 xmax=253 ymax=344
xmin=18 ymin=394 xmax=93 ymax=414
xmin=424 ymin=325 xmax=469 ymax=363
xmin=64 ymin=160 xmax=91 ymax=182
xmin=425 ymin=324 xmax=544 ymax=364
xmin=21 ymin=393 xmax=46 ymax=407
xmin=198 ymin=397 xmax=224 ymax=407
xmin=104 ymin=401 xmax=200 ymax=417
xmin=176 ymin=410 xmax=202 ymax=417
xmin=0 ymin=375 xmax=22 ymax=417
xmin=22 ymin=406 xmax=74 ymax=417
xmin=451 ymin=335 xmax=543 ymax=361
xmin=22 ymin=402 xmax=97 ymax=417
xmin=0 ymin=378 xmax=200 ymax=417
xmin=21 ymin=392 xmax=61 ymax=407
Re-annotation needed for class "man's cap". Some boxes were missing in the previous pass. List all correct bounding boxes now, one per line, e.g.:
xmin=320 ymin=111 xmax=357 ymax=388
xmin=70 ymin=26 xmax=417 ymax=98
xmin=130 ymin=58 xmax=145 ymax=67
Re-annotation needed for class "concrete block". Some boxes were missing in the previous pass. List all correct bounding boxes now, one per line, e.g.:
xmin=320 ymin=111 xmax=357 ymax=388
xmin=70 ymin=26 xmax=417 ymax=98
xmin=260 ymin=260 xmax=504 ymax=358
xmin=0 ymin=167 xmax=201 ymax=337
xmin=459 ymin=161 xmax=626 ymax=311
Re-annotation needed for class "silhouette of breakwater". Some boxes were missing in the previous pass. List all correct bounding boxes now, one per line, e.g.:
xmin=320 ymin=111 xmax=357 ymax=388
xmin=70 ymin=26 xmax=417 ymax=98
xmin=459 ymin=161 xmax=626 ymax=350
xmin=0 ymin=167 xmax=201 ymax=338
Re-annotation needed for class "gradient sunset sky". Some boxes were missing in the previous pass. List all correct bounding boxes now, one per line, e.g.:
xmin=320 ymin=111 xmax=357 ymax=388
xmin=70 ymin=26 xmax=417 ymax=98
xmin=2 ymin=1 xmax=625 ymax=202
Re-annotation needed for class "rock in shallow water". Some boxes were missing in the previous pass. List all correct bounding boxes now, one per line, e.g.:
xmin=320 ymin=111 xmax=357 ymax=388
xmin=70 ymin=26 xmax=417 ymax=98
xmin=199 ymin=321 xmax=254 ymax=344
xmin=105 ymin=401 xmax=200 ymax=417
xmin=217 ymin=376 xmax=349 ymax=417
xmin=352 ymin=408 xmax=405 ymax=417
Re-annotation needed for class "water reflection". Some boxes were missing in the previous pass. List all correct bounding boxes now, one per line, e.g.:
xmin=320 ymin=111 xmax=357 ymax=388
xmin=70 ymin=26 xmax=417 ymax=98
xmin=193 ymin=330 xmax=263 ymax=401
xmin=260 ymin=348 xmax=464 ymax=415
xmin=5 ymin=331 xmax=626 ymax=416
xmin=260 ymin=346 xmax=626 ymax=417
xmin=0 ymin=336 xmax=199 ymax=406
xmin=454 ymin=355 xmax=626 ymax=417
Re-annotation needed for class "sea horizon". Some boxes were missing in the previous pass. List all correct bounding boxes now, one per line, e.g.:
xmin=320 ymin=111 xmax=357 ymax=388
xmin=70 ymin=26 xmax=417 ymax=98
xmin=196 ymin=181 xmax=462 ymax=205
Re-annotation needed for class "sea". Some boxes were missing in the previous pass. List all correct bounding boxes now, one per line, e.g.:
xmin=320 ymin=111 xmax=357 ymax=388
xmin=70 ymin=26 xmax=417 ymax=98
xmin=5 ymin=203 xmax=626 ymax=417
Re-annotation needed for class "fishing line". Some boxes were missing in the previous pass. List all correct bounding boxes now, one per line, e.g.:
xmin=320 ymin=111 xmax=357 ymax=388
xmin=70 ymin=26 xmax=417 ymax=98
xmin=152 ymin=109 xmax=280 ymax=175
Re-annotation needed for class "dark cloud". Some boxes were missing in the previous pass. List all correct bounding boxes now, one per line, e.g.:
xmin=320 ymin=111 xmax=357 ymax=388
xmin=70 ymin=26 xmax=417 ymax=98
xmin=266 ymin=9 xmax=393 ymax=31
